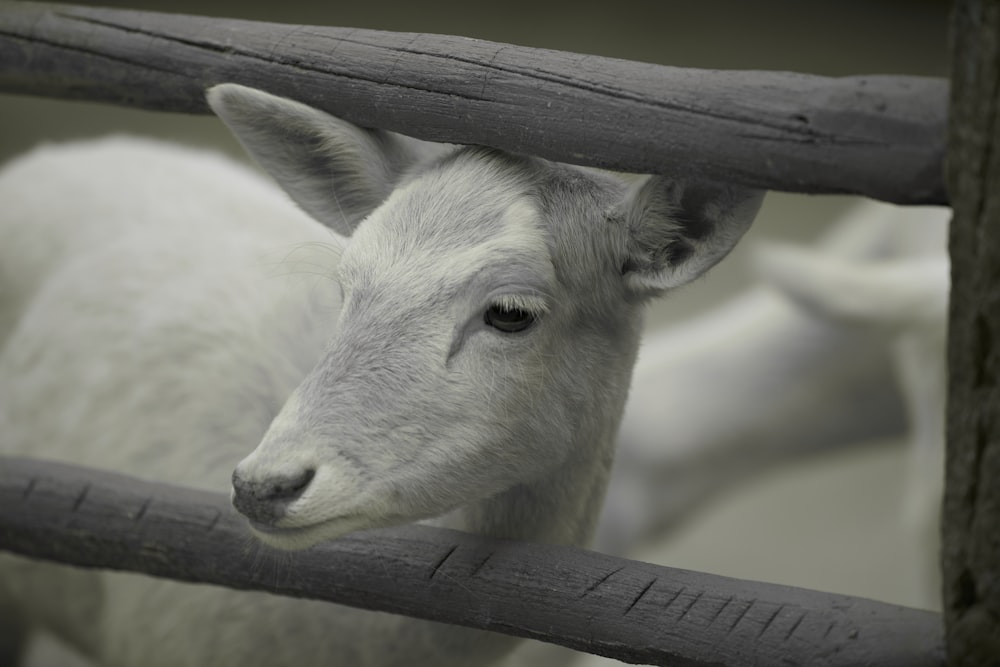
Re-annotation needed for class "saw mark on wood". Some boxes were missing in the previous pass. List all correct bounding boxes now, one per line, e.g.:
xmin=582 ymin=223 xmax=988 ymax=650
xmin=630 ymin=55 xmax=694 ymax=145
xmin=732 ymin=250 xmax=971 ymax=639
xmin=625 ymin=578 xmax=657 ymax=615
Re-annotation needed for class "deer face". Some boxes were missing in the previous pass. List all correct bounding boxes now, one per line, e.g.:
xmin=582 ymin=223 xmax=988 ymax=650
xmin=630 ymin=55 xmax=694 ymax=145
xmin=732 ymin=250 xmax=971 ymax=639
xmin=210 ymin=84 xmax=762 ymax=549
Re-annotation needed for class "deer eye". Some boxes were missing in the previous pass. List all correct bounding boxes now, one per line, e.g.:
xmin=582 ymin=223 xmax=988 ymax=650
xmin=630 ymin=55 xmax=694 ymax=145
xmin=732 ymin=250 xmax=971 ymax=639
xmin=484 ymin=303 xmax=536 ymax=333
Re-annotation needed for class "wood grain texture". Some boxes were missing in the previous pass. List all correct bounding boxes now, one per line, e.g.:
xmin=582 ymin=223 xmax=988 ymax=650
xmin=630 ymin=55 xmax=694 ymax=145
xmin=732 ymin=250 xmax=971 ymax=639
xmin=943 ymin=1 xmax=1000 ymax=665
xmin=0 ymin=454 xmax=944 ymax=666
xmin=0 ymin=2 xmax=947 ymax=204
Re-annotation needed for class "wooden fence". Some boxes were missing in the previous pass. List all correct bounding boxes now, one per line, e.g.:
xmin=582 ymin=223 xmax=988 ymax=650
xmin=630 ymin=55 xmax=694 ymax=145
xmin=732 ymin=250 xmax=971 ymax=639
xmin=0 ymin=2 xmax=947 ymax=204
xmin=0 ymin=1 xmax=997 ymax=666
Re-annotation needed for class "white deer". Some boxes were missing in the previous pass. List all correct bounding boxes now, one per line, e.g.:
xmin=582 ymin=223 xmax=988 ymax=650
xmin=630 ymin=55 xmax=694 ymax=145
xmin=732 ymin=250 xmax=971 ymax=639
xmin=0 ymin=84 xmax=762 ymax=667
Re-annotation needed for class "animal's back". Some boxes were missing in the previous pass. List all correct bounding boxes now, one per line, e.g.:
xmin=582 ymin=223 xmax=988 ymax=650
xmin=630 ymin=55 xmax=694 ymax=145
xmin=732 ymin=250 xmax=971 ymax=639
xmin=0 ymin=135 xmax=340 ymax=487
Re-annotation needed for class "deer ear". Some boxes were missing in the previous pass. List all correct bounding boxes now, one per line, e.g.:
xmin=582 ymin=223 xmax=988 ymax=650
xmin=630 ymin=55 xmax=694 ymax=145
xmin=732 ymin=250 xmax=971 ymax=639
xmin=206 ymin=84 xmax=429 ymax=237
xmin=617 ymin=176 xmax=764 ymax=294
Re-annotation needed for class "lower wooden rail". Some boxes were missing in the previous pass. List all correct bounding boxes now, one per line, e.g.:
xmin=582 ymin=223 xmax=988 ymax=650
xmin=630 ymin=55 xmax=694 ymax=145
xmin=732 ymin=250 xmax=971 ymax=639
xmin=0 ymin=455 xmax=943 ymax=666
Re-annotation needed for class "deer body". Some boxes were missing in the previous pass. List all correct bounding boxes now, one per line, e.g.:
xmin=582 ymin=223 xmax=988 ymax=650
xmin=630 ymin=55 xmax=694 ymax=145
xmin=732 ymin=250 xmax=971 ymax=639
xmin=0 ymin=85 xmax=761 ymax=667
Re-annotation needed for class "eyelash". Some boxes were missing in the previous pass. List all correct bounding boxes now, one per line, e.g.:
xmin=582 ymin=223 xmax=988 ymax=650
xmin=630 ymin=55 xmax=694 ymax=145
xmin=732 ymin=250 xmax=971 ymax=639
xmin=483 ymin=302 xmax=537 ymax=333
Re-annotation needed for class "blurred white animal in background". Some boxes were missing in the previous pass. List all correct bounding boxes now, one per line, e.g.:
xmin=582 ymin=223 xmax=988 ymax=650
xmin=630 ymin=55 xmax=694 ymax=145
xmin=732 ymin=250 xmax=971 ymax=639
xmin=596 ymin=201 xmax=948 ymax=556
xmin=756 ymin=202 xmax=948 ymax=609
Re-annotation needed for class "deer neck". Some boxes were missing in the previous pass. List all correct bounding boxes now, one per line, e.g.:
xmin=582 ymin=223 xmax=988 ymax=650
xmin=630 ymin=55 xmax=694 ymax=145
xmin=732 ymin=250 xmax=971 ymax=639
xmin=447 ymin=428 xmax=619 ymax=547
xmin=439 ymin=327 xmax=641 ymax=548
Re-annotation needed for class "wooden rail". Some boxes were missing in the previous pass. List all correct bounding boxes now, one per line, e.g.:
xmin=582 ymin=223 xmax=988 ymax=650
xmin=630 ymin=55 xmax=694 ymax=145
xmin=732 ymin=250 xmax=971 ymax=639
xmin=0 ymin=1 xmax=947 ymax=205
xmin=0 ymin=455 xmax=945 ymax=667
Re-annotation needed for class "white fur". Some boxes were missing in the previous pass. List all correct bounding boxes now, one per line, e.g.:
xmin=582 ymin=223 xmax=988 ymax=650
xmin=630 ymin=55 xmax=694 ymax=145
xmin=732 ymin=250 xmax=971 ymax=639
xmin=0 ymin=83 xmax=761 ymax=667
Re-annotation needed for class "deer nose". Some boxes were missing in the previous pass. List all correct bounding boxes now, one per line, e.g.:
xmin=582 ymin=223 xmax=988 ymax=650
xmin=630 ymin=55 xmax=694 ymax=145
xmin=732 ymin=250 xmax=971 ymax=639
xmin=231 ymin=467 xmax=315 ymax=526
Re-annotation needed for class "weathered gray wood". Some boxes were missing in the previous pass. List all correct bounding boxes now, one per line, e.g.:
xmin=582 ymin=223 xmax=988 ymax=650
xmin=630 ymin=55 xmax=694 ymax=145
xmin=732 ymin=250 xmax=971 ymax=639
xmin=943 ymin=1 xmax=1000 ymax=665
xmin=0 ymin=2 xmax=947 ymax=205
xmin=0 ymin=455 xmax=943 ymax=666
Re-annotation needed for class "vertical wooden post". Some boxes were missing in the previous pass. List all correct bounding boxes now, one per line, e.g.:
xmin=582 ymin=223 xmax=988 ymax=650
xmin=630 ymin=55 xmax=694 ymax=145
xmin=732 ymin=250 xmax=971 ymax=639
xmin=944 ymin=0 xmax=1000 ymax=664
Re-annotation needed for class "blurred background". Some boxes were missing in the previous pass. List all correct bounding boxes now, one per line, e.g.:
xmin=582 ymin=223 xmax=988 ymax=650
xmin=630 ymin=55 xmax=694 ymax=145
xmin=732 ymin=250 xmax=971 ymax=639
xmin=1 ymin=2 xmax=951 ymax=666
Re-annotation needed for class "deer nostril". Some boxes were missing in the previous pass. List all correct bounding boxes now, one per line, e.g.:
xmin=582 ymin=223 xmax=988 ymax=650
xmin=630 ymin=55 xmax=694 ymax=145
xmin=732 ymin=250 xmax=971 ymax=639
xmin=231 ymin=467 xmax=316 ymax=524
xmin=271 ymin=468 xmax=315 ymax=501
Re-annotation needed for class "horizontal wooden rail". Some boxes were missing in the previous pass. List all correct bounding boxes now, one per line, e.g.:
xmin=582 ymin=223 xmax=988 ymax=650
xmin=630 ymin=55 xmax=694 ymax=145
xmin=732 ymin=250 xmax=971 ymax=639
xmin=0 ymin=2 xmax=948 ymax=205
xmin=0 ymin=455 xmax=944 ymax=666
